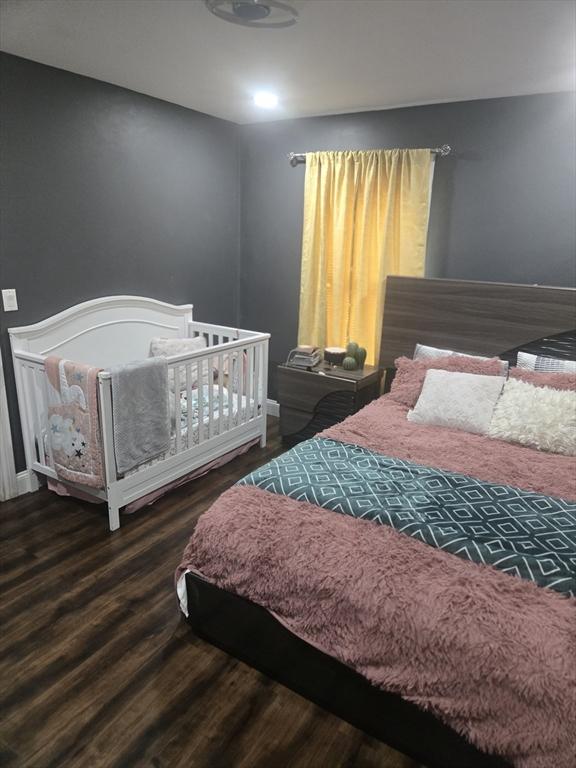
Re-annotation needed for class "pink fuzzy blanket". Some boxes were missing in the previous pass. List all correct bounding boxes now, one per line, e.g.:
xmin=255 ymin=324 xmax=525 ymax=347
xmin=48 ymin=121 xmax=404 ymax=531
xmin=179 ymin=486 xmax=576 ymax=768
xmin=178 ymin=396 xmax=576 ymax=768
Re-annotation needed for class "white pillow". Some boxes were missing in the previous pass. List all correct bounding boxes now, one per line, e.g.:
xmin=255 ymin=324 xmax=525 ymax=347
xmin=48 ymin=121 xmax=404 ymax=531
xmin=407 ymin=370 xmax=505 ymax=435
xmin=149 ymin=336 xmax=206 ymax=358
xmin=488 ymin=378 xmax=576 ymax=456
xmin=516 ymin=351 xmax=576 ymax=374
xmin=413 ymin=343 xmax=454 ymax=359
xmin=149 ymin=336 xmax=212 ymax=392
xmin=414 ymin=344 xmax=508 ymax=374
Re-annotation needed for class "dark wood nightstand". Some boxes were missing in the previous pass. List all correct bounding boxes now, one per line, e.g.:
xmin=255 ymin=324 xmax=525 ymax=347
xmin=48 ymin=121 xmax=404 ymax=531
xmin=278 ymin=363 xmax=383 ymax=445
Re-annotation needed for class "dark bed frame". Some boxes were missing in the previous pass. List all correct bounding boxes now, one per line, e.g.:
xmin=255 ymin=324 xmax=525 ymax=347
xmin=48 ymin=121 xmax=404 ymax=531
xmin=186 ymin=573 xmax=509 ymax=768
xmin=185 ymin=277 xmax=576 ymax=768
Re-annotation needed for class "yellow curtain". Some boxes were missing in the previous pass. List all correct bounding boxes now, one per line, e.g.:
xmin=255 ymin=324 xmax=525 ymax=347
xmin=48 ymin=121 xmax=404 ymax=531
xmin=298 ymin=149 xmax=433 ymax=365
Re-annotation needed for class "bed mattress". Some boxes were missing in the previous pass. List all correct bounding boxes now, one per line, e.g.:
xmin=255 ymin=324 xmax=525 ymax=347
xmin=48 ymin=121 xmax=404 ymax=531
xmin=177 ymin=395 xmax=576 ymax=768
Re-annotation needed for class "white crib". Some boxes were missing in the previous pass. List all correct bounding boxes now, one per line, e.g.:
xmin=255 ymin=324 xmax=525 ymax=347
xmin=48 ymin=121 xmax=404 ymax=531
xmin=9 ymin=296 xmax=269 ymax=531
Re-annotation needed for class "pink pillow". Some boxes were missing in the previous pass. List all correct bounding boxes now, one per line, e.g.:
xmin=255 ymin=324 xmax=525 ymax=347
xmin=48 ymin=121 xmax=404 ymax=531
xmin=510 ymin=367 xmax=576 ymax=391
xmin=389 ymin=355 xmax=504 ymax=408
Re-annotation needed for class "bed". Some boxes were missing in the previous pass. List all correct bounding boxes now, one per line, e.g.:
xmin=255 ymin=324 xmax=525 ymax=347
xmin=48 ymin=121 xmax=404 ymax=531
xmin=176 ymin=278 xmax=576 ymax=768
xmin=9 ymin=296 xmax=269 ymax=530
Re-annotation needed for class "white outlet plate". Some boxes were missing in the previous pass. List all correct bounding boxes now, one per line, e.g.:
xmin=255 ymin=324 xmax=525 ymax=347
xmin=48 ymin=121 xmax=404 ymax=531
xmin=2 ymin=289 xmax=18 ymax=312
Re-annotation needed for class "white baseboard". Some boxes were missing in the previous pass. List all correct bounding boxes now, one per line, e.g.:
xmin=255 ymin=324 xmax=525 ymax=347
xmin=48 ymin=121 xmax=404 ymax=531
xmin=17 ymin=471 xmax=32 ymax=496
xmin=266 ymin=399 xmax=280 ymax=417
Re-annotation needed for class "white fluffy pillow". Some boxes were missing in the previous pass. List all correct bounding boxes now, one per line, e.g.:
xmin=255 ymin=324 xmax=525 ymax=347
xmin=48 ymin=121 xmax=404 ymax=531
xmin=407 ymin=369 xmax=505 ymax=435
xmin=488 ymin=378 xmax=576 ymax=456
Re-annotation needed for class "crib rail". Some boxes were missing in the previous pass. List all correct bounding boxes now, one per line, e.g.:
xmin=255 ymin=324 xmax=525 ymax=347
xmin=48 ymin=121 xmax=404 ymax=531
xmin=188 ymin=321 xmax=240 ymax=347
xmin=164 ymin=332 xmax=268 ymax=452
xmin=11 ymin=356 xmax=54 ymax=479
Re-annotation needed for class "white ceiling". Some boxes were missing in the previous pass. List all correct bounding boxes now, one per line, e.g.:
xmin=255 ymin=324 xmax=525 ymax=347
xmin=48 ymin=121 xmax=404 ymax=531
xmin=1 ymin=0 xmax=574 ymax=124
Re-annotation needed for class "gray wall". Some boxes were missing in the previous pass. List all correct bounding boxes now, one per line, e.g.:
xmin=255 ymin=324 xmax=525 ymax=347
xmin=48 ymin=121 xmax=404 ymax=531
xmin=2 ymin=53 xmax=575 ymax=470
xmin=0 ymin=54 xmax=241 ymax=471
xmin=239 ymin=93 xmax=576 ymax=396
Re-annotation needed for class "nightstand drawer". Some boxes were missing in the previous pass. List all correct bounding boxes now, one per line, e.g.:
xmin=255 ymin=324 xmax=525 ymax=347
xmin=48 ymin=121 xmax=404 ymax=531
xmin=277 ymin=363 xmax=382 ymax=445
xmin=278 ymin=367 xmax=355 ymax=411
xmin=280 ymin=391 xmax=358 ymax=441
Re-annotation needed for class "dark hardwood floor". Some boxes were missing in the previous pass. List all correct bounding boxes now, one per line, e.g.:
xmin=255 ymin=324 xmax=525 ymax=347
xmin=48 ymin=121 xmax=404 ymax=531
xmin=0 ymin=418 xmax=423 ymax=768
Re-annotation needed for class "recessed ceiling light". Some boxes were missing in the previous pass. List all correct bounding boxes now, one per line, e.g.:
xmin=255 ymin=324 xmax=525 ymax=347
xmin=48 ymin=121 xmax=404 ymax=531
xmin=254 ymin=91 xmax=279 ymax=109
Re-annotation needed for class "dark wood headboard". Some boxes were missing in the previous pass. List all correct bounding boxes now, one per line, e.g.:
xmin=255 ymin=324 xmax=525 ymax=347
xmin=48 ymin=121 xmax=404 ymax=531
xmin=379 ymin=277 xmax=576 ymax=368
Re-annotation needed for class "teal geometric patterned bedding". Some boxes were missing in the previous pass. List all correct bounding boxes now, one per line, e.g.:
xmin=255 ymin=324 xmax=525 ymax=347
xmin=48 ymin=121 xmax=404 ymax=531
xmin=238 ymin=437 xmax=576 ymax=597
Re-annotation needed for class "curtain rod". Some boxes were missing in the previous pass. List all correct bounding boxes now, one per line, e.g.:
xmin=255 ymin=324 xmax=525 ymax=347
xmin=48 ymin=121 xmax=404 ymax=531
xmin=287 ymin=144 xmax=452 ymax=167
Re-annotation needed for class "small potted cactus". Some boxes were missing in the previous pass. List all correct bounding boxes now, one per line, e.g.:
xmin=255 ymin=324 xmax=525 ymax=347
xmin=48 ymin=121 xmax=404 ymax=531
xmin=341 ymin=342 xmax=368 ymax=370
xmin=356 ymin=346 xmax=367 ymax=369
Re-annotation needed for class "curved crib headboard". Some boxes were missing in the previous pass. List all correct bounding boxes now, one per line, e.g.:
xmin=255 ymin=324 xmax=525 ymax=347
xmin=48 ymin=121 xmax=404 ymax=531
xmin=9 ymin=296 xmax=194 ymax=367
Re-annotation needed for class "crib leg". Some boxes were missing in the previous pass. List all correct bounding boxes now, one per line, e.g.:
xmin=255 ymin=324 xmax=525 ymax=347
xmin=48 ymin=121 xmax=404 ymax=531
xmin=107 ymin=502 xmax=121 ymax=532
xmin=26 ymin=469 xmax=40 ymax=493
xmin=260 ymin=429 xmax=267 ymax=448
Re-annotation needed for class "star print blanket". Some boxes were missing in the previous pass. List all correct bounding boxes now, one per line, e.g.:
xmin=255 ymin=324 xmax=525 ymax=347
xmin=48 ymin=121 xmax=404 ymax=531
xmin=45 ymin=356 xmax=104 ymax=489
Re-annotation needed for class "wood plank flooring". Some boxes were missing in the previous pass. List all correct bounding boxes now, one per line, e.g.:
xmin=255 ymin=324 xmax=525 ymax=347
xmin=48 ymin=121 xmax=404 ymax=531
xmin=0 ymin=418 xmax=423 ymax=768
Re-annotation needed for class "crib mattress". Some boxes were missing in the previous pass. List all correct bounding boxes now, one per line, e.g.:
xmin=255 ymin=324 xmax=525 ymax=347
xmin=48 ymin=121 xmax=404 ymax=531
xmin=123 ymin=388 xmax=257 ymax=476
xmin=42 ymin=386 xmax=258 ymax=479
